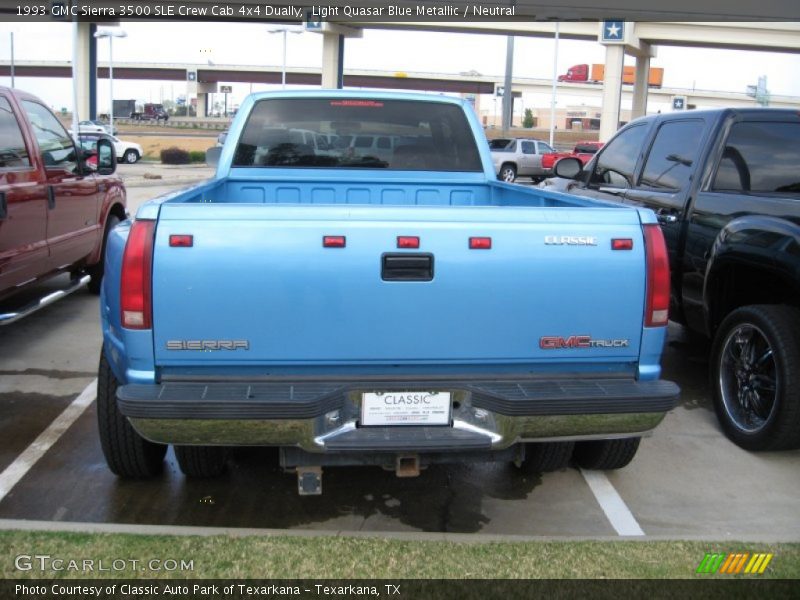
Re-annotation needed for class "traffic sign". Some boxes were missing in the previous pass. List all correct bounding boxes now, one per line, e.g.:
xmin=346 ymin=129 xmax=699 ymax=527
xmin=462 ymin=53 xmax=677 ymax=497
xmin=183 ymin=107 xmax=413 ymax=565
xmin=601 ymin=21 xmax=625 ymax=43
xmin=305 ymin=10 xmax=322 ymax=30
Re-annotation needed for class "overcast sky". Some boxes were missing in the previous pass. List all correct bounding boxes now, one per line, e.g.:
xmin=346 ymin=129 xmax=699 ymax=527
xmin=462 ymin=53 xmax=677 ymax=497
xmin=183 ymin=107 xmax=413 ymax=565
xmin=1 ymin=21 xmax=800 ymax=113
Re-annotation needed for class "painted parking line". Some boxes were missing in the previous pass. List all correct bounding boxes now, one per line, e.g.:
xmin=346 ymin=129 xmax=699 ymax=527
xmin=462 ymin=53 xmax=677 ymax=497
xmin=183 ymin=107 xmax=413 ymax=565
xmin=580 ymin=468 xmax=645 ymax=536
xmin=0 ymin=380 xmax=96 ymax=503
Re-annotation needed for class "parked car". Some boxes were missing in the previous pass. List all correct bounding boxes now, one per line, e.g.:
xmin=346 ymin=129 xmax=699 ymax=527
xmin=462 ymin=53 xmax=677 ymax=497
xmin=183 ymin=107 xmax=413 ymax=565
xmin=489 ymin=137 xmax=556 ymax=182
xmin=548 ymin=108 xmax=800 ymax=451
xmin=97 ymin=90 xmax=678 ymax=493
xmin=0 ymin=86 xmax=125 ymax=325
xmin=75 ymin=131 xmax=143 ymax=164
xmin=78 ymin=119 xmax=117 ymax=135
xmin=540 ymin=141 xmax=604 ymax=172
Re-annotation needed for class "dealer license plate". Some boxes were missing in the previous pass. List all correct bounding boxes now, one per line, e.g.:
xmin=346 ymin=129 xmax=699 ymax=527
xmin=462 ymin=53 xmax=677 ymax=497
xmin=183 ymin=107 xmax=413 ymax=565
xmin=361 ymin=391 xmax=452 ymax=426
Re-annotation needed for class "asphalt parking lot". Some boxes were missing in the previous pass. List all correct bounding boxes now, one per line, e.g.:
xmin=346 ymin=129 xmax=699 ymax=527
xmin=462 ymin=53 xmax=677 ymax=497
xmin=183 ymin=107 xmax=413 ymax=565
xmin=0 ymin=175 xmax=798 ymax=541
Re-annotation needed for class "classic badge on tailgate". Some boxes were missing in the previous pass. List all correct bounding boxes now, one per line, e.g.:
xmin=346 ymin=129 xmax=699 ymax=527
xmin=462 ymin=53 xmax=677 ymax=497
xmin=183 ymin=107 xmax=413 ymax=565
xmin=361 ymin=391 xmax=451 ymax=426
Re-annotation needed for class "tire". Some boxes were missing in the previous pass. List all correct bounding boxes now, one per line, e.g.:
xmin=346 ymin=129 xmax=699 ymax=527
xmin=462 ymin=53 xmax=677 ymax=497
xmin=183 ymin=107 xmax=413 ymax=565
xmin=97 ymin=354 xmax=166 ymax=478
xmin=174 ymin=445 xmax=229 ymax=478
xmin=123 ymin=149 xmax=139 ymax=164
xmin=517 ymin=441 xmax=574 ymax=473
xmin=87 ymin=214 xmax=120 ymax=294
xmin=573 ymin=438 xmax=641 ymax=470
xmin=711 ymin=305 xmax=800 ymax=451
xmin=498 ymin=163 xmax=517 ymax=183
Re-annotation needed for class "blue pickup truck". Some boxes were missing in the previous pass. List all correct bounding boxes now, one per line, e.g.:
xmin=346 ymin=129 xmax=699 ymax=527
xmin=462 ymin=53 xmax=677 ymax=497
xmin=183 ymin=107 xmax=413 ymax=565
xmin=98 ymin=91 xmax=678 ymax=494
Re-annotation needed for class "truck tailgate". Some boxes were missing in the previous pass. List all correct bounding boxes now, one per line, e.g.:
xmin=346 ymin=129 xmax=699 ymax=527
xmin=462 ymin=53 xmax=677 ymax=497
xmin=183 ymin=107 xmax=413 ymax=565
xmin=151 ymin=204 xmax=645 ymax=366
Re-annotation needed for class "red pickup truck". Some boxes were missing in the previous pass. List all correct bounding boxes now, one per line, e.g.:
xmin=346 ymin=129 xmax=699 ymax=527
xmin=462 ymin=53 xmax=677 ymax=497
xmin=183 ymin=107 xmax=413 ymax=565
xmin=0 ymin=86 xmax=125 ymax=324
xmin=541 ymin=141 xmax=604 ymax=171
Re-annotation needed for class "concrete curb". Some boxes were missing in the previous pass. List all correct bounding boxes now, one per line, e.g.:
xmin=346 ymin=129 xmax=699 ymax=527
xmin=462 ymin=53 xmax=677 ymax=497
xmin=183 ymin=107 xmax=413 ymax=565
xmin=2 ymin=519 xmax=799 ymax=543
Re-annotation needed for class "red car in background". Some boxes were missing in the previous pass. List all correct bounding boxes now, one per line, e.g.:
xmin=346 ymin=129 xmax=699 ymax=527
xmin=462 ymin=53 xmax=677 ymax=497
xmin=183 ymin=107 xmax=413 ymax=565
xmin=541 ymin=141 xmax=604 ymax=171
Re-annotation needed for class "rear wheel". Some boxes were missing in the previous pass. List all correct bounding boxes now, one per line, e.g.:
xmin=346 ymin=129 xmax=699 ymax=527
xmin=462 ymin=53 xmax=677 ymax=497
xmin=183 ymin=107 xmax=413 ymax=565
xmin=711 ymin=305 xmax=800 ymax=451
xmin=97 ymin=354 xmax=166 ymax=478
xmin=573 ymin=438 xmax=640 ymax=470
xmin=517 ymin=441 xmax=574 ymax=473
xmin=123 ymin=149 xmax=139 ymax=164
xmin=174 ymin=446 xmax=229 ymax=478
xmin=498 ymin=163 xmax=517 ymax=183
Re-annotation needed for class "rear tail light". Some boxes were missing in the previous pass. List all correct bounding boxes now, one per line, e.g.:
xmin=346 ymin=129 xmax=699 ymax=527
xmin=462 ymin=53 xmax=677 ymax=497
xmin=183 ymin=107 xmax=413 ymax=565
xmin=121 ymin=220 xmax=155 ymax=329
xmin=643 ymin=224 xmax=670 ymax=327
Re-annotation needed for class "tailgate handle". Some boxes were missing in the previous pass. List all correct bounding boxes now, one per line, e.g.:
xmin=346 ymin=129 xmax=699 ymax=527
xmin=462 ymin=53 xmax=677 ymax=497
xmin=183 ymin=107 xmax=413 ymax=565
xmin=381 ymin=253 xmax=434 ymax=282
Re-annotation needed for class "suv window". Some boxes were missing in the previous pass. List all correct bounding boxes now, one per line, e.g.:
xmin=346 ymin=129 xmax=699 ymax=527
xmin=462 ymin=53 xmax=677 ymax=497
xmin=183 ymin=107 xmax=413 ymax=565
xmin=520 ymin=141 xmax=535 ymax=154
xmin=539 ymin=142 xmax=554 ymax=153
xmin=712 ymin=121 xmax=800 ymax=194
xmin=639 ymin=120 xmax=704 ymax=191
xmin=22 ymin=100 xmax=77 ymax=173
xmin=0 ymin=96 xmax=30 ymax=168
xmin=589 ymin=124 xmax=648 ymax=188
xmin=489 ymin=139 xmax=514 ymax=151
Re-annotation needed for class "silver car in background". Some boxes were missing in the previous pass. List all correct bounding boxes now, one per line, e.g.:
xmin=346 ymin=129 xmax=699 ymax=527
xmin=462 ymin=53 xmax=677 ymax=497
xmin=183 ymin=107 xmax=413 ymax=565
xmin=490 ymin=138 xmax=555 ymax=183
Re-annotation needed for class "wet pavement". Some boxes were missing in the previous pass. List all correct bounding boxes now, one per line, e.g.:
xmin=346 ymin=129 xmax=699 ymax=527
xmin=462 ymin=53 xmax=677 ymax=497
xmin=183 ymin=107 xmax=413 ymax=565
xmin=0 ymin=182 xmax=799 ymax=540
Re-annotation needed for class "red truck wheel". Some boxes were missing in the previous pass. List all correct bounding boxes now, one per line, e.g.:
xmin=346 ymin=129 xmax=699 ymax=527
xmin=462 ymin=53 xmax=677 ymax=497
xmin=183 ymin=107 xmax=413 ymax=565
xmin=87 ymin=214 xmax=120 ymax=294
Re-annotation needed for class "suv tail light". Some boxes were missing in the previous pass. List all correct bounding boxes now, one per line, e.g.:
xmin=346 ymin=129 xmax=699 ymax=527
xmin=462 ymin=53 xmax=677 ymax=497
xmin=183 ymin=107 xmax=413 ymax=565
xmin=121 ymin=219 xmax=155 ymax=329
xmin=644 ymin=224 xmax=670 ymax=327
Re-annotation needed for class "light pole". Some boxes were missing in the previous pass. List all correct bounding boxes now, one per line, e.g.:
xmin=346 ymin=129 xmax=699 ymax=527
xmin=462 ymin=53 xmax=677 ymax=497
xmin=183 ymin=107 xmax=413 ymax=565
xmin=94 ymin=28 xmax=127 ymax=134
xmin=9 ymin=31 xmax=14 ymax=88
xmin=267 ymin=26 xmax=303 ymax=89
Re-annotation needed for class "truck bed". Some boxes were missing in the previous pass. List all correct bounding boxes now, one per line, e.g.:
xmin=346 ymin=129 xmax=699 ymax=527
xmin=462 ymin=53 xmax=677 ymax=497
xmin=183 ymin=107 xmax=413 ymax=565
xmin=147 ymin=175 xmax=602 ymax=209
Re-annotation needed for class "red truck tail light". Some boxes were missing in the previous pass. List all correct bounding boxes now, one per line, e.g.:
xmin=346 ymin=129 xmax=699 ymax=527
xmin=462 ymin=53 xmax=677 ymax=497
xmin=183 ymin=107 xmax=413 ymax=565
xmin=121 ymin=220 xmax=155 ymax=329
xmin=644 ymin=224 xmax=670 ymax=327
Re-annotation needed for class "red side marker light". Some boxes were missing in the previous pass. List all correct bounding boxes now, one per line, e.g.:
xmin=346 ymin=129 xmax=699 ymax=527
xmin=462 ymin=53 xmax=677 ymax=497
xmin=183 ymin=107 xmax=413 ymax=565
xmin=397 ymin=236 xmax=420 ymax=249
xmin=169 ymin=235 xmax=193 ymax=247
xmin=469 ymin=237 xmax=492 ymax=250
xmin=612 ymin=238 xmax=633 ymax=250
xmin=323 ymin=235 xmax=346 ymax=248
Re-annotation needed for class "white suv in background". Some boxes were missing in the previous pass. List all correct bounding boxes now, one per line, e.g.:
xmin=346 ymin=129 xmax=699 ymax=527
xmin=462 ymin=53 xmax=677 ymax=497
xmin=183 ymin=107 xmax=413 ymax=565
xmin=74 ymin=131 xmax=143 ymax=163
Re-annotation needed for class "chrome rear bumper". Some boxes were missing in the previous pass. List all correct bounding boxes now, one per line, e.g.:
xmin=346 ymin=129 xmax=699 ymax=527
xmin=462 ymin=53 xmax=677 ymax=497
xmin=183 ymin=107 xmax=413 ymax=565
xmin=119 ymin=377 xmax=679 ymax=452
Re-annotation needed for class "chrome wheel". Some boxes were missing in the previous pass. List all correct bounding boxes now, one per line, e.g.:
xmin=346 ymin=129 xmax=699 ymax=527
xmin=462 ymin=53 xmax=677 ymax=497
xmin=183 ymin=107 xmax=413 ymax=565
xmin=499 ymin=165 xmax=516 ymax=182
xmin=718 ymin=323 xmax=777 ymax=433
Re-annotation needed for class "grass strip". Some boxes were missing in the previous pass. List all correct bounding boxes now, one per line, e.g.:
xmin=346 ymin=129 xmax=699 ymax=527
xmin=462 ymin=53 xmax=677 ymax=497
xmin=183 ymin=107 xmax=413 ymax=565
xmin=1 ymin=531 xmax=798 ymax=579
